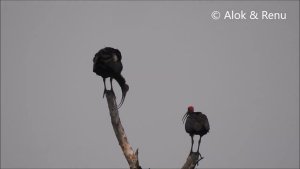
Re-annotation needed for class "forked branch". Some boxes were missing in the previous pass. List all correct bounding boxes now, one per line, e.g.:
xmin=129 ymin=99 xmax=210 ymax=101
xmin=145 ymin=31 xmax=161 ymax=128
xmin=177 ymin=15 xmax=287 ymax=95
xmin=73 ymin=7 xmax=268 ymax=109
xmin=182 ymin=152 xmax=203 ymax=169
xmin=105 ymin=90 xmax=203 ymax=169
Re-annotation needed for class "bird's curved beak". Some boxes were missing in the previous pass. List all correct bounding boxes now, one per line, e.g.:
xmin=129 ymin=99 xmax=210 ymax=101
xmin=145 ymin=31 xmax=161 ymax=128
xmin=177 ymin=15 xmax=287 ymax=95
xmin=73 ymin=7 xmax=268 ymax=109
xmin=182 ymin=112 xmax=190 ymax=123
xmin=117 ymin=83 xmax=129 ymax=109
xmin=182 ymin=112 xmax=188 ymax=123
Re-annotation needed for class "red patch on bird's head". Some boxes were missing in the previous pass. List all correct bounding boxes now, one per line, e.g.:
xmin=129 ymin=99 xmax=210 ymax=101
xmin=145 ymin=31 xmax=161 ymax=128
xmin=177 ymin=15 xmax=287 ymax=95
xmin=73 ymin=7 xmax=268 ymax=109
xmin=188 ymin=105 xmax=194 ymax=112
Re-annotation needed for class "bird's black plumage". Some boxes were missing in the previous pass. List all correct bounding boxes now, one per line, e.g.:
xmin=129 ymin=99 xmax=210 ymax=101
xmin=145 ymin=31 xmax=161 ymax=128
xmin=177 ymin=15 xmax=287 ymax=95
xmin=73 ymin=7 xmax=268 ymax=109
xmin=183 ymin=106 xmax=210 ymax=158
xmin=93 ymin=47 xmax=129 ymax=108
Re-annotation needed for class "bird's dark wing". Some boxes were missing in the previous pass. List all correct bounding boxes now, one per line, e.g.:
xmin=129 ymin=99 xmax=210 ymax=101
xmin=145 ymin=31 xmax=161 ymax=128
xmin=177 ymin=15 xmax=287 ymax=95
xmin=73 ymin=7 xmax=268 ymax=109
xmin=185 ymin=117 xmax=195 ymax=134
xmin=94 ymin=54 xmax=115 ymax=63
xmin=93 ymin=55 xmax=123 ymax=74
xmin=107 ymin=60 xmax=123 ymax=74
xmin=94 ymin=47 xmax=121 ymax=63
xmin=114 ymin=48 xmax=122 ymax=61
xmin=202 ymin=114 xmax=210 ymax=131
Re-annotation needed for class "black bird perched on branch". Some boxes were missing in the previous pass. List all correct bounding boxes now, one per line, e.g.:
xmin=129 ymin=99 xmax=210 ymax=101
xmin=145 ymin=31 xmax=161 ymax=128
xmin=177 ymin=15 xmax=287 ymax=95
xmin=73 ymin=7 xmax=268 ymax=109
xmin=93 ymin=47 xmax=129 ymax=109
xmin=182 ymin=106 xmax=210 ymax=158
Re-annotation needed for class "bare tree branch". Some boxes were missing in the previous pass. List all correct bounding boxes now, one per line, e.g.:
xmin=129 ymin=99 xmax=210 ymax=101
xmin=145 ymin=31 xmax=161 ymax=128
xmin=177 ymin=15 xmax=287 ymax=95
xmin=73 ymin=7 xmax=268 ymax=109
xmin=105 ymin=91 xmax=204 ymax=169
xmin=182 ymin=152 xmax=203 ymax=169
xmin=105 ymin=91 xmax=141 ymax=169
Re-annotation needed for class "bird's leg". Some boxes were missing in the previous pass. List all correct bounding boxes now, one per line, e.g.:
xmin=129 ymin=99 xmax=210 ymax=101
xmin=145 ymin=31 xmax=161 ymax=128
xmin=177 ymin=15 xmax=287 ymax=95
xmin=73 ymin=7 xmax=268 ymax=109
xmin=110 ymin=77 xmax=113 ymax=91
xmin=190 ymin=135 xmax=194 ymax=154
xmin=102 ymin=78 xmax=107 ymax=98
xmin=197 ymin=136 xmax=204 ymax=159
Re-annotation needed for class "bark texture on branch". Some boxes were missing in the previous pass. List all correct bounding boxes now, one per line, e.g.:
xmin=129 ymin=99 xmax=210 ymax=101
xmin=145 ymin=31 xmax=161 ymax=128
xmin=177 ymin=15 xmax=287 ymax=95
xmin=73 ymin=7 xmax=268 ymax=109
xmin=105 ymin=91 xmax=141 ymax=169
xmin=181 ymin=152 xmax=202 ymax=169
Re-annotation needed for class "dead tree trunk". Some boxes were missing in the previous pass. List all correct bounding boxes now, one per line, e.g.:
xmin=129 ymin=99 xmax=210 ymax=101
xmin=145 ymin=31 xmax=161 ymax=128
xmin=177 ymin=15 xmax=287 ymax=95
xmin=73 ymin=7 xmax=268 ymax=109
xmin=105 ymin=91 xmax=141 ymax=169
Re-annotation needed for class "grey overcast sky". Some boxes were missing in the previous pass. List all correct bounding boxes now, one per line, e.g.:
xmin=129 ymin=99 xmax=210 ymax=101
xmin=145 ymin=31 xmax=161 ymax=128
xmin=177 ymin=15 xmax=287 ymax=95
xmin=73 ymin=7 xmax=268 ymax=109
xmin=1 ymin=1 xmax=299 ymax=168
